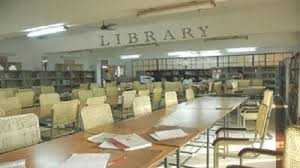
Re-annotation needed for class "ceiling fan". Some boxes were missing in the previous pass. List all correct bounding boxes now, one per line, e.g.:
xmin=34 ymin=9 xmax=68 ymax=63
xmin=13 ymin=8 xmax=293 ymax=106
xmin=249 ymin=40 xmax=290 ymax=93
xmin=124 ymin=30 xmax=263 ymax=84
xmin=99 ymin=21 xmax=117 ymax=31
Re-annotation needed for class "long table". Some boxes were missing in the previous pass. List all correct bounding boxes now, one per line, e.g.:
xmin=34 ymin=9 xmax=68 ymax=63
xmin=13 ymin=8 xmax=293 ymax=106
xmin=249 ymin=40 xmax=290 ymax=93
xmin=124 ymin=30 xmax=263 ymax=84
xmin=0 ymin=96 xmax=247 ymax=168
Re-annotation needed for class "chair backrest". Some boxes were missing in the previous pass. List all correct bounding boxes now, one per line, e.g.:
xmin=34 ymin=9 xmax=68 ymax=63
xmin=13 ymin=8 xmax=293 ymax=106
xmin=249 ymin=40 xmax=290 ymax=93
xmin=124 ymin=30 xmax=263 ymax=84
xmin=0 ymin=97 xmax=21 ymax=116
xmin=133 ymin=81 xmax=140 ymax=90
xmin=52 ymin=100 xmax=80 ymax=126
xmin=208 ymin=82 xmax=214 ymax=92
xmin=0 ymin=88 xmax=15 ymax=97
xmin=146 ymin=83 xmax=154 ymax=93
xmin=283 ymin=125 xmax=300 ymax=168
xmin=213 ymin=82 xmax=223 ymax=95
xmin=262 ymin=89 xmax=273 ymax=107
xmin=89 ymin=83 xmax=101 ymax=89
xmin=0 ymin=114 xmax=41 ymax=153
xmin=86 ymin=96 xmax=107 ymax=106
xmin=18 ymin=88 xmax=34 ymax=93
xmin=80 ymin=104 xmax=114 ymax=131
xmin=71 ymin=89 xmax=81 ymax=99
xmin=80 ymin=83 xmax=89 ymax=89
xmin=237 ymin=80 xmax=251 ymax=88
xmin=122 ymin=90 xmax=136 ymax=109
xmin=0 ymin=107 xmax=5 ymax=117
xmin=91 ymin=87 xmax=106 ymax=97
xmin=39 ymin=93 xmax=60 ymax=118
xmin=152 ymin=87 xmax=162 ymax=103
xmin=0 ymin=90 xmax=7 ymax=99
xmin=138 ymin=89 xmax=150 ymax=96
xmin=165 ymin=91 xmax=178 ymax=107
xmin=40 ymin=86 xmax=55 ymax=94
xmin=251 ymin=79 xmax=264 ymax=86
xmin=255 ymin=103 xmax=272 ymax=142
xmin=139 ymin=84 xmax=147 ymax=91
xmin=105 ymin=87 xmax=118 ymax=97
xmin=154 ymin=82 xmax=162 ymax=88
xmin=16 ymin=91 xmax=35 ymax=108
xmin=78 ymin=90 xmax=93 ymax=105
xmin=185 ymin=88 xmax=195 ymax=101
xmin=133 ymin=96 xmax=152 ymax=117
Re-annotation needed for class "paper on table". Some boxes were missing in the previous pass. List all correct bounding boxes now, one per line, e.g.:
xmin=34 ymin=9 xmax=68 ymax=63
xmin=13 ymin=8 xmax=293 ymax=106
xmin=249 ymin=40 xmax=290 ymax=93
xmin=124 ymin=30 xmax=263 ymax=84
xmin=215 ymin=106 xmax=233 ymax=110
xmin=99 ymin=141 xmax=120 ymax=150
xmin=60 ymin=153 xmax=110 ymax=168
xmin=0 ymin=160 xmax=26 ymax=168
xmin=150 ymin=129 xmax=188 ymax=141
xmin=88 ymin=132 xmax=117 ymax=144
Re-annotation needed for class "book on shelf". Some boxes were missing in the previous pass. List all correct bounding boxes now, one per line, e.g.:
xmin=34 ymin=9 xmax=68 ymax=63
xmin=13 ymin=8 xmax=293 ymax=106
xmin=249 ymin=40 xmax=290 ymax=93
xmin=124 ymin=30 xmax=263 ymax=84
xmin=149 ymin=129 xmax=188 ymax=141
xmin=108 ymin=133 xmax=152 ymax=151
xmin=60 ymin=153 xmax=110 ymax=168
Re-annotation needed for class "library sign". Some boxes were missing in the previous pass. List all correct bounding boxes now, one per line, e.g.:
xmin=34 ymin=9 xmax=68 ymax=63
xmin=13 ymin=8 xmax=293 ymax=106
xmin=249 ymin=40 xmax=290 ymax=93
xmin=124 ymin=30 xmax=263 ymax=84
xmin=99 ymin=25 xmax=208 ymax=47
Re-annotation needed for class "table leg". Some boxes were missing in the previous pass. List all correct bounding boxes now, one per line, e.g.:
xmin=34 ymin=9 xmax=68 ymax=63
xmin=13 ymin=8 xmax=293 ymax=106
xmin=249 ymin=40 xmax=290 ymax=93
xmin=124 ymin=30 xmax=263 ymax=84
xmin=207 ymin=128 xmax=210 ymax=168
xmin=176 ymin=149 xmax=180 ymax=168
xmin=164 ymin=157 xmax=169 ymax=168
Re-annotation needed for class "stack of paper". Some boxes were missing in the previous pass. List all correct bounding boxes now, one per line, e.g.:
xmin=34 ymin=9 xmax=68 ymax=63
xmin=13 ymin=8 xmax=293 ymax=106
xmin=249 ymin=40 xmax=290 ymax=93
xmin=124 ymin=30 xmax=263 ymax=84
xmin=108 ymin=133 xmax=152 ymax=151
xmin=0 ymin=160 xmax=26 ymax=168
xmin=60 ymin=153 xmax=110 ymax=168
xmin=150 ymin=129 xmax=188 ymax=141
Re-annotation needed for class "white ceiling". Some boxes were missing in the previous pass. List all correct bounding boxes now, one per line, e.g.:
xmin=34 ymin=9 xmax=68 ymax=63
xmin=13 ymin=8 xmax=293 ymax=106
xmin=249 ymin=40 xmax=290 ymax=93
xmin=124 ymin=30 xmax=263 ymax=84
xmin=1 ymin=0 xmax=297 ymax=39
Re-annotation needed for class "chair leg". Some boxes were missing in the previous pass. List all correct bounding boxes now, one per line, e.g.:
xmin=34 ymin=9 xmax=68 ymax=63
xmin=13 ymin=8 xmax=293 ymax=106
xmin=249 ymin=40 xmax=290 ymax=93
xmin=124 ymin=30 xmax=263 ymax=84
xmin=214 ymin=145 xmax=219 ymax=168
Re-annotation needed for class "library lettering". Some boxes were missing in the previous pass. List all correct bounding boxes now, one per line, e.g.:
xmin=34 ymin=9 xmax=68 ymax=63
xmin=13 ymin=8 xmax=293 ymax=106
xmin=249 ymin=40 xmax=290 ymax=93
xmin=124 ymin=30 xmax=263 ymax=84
xmin=100 ymin=26 xmax=208 ymax=46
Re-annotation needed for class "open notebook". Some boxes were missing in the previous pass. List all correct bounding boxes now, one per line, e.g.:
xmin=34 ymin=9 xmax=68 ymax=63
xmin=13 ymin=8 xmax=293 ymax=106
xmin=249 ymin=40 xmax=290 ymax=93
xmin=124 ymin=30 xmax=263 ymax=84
xmin=150 ymin=129 xmax=188 ymax=141
xmin=106 ymin=133 xmax=152 ymax=151
xmin=88 ymin=132 xmax=117 ymax=144
xmin=60 ymin=153 xmax=110 ymax=168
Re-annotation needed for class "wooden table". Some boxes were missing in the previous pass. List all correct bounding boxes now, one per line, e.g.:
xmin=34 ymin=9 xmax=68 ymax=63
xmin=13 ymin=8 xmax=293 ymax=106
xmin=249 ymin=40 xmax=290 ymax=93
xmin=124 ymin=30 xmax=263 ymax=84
xmin=0 ymin=96 xmax=247 ymax=168
xmin=225 ymin=86 xmax=266 ymax=97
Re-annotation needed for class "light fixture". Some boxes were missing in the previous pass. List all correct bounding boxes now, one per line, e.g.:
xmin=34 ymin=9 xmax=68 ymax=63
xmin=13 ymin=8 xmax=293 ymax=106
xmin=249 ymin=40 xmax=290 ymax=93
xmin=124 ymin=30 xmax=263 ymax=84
xmin=226 ymin=47 xmax=257 ymax=53
xmin=120 ymin=54 xmax=141 ymax=59
xmin=22 ymin=23 xmax=65 ymax=32
xmin=204 ymin=35 xmax=248 ymax=42
xmin=200 ymin=50 xmax=221 ymax=56
xmin=168 ymin=51 xmax=199 ymax=57
xmin=27 ymin=26 xmax=67 ymax=37
xmin=137 ymin=0 xmax=215 ymax=17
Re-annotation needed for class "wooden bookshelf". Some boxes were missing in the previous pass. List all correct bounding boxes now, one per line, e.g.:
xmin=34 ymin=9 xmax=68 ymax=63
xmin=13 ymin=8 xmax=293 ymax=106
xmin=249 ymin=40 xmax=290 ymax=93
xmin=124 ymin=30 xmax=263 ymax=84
xmin=0 ymin=70 xmax=95 ymax=93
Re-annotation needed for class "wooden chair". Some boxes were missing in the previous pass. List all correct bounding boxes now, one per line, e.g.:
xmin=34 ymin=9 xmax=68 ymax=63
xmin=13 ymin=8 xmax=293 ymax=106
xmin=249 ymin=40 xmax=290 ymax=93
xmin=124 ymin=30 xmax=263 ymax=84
xmin=241 ymin=90 xmax=273 ymax=128
xmin=0 ymin=90 xmax=7 ymax=99
xmin=32 ymin=86 xmax=41 ymax=97
xmin=17 ymin=88 xmax=34 ymax=93
xmin=0 ymin=114 xmax=41 ymax=153
xmin=86 ymin=96 xmax=107 ymax=106
xmin=226 ymin=125 xmax=300 ymax=168
xmin=0 ymin=107 xmax=5 ymax=117
xmin=91 ymin=87 xmax=106 ymax=97
xmin=16 ymin=91 xmax=35 ymax=108
xmin=185 ymin=88 xmax=195 ymax=101
xmin=42 ymin=100 xmax=80 ymax=139
xmin=118 ymin=90 xmax=136 ymax=119
xmin=133 ymin=81 xmax=140 ymax=91
xmin=213 ymin=103 xmax=272 ymax=168
xmin=39 ymin=93 xmax=60 ymax=119
xmin=146 ymin=82 xmax=154 ymax=93
xmin=0 ymin=97 xmax=22 ymax=116
xmin=152 ymin=87 xmax=162 ymax=110
xmin=133 ymin=96 xmax=152 ymax=117
xmin=165 ymin=91 xmax=178 ymax=107
xmin=89 ymin=83 xmax=101 ymax=89
xmin=40 ymin=86 xmax=55 ymax=94
xmin=154 ymin=82 xmax=162 ymax=88
xmin=0 ymin=88 xmax=15 ymax=97
xmin=105 ymin=86 xmax=118 ymax=97
xmin=78 ymin=90 xmax=93 ymax=107
xmin=251 ymin=79 xmax=264 ymax=86
xmin=213 ymin=82 xmax=223 ymax=95
xmin=81 ymin=104 xmax=114 ymax=131
xmin=138 ymin=89 xmax=150 ymax=96
xmin=80 ymin=83 xmax=89 ymax=89
xmin=71 ymin=89 xmax=81 ymax=99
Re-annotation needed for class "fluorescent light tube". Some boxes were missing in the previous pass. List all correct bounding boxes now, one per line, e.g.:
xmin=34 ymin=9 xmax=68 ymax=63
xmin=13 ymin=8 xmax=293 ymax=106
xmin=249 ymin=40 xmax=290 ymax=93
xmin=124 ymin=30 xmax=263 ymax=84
xmin=200 ymin=50 xmax=221 ymax=56
xmin=137 ymin=1 xmax=215 ymax=17
xmin=226 ymin=47 xmax=257 ymax=53
xmin=120 ymin=54 xmax=140 ymax=59
xmin=23 ymin=23 xmax=65 ymax=32
xmin=168 ymin=51 xmax=199 ymax=57
xmin=27 ymin=26 xmax=67 ymax=37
